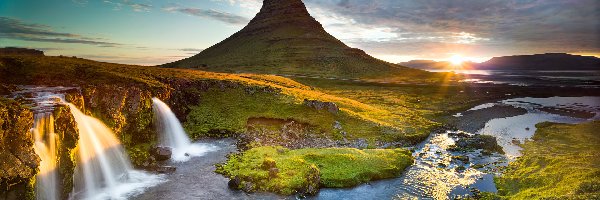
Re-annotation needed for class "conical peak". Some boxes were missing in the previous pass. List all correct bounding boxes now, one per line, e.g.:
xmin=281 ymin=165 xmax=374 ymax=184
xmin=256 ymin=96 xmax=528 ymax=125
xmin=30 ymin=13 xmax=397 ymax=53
xmin=253 ymin=0 xmax=312 ymax=21
xmin=261 ymin=0 xmax=307 ymax=11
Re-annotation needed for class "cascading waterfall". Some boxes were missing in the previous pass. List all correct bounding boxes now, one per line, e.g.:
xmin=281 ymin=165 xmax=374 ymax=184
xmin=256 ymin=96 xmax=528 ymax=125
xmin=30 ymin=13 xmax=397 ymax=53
xmin=32 ymin=112 xmax=59 ymax=200
xmin=152 ymin=98 xmax=215 ymax=162
xmin=68 ymin=103 xmax=163 ymax=200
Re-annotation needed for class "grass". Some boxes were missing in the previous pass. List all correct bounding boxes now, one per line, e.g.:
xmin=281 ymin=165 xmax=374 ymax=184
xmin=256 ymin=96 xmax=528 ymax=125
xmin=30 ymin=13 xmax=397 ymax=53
xmin=185 ymin=87 xmax=401 ymax=141
xmin=0 ymin=55 xmax=439 ymax=142
xmin=216 ymin=146 xmax=413 ymax=195
xmin=493 ymin=121 xmax=600 ymax=199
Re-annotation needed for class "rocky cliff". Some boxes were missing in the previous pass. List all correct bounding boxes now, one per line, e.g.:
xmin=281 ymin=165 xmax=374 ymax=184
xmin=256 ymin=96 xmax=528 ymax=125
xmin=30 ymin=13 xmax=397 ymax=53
xmin=0 ymin=99 xmax=37 ymax=200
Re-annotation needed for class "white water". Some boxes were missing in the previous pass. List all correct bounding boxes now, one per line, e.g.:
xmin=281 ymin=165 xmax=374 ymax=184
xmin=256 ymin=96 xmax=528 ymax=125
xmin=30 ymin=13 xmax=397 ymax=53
xmin=32 ymin=112 xmax=59 ymax=200
xmin=68 ymin=103 xmax=163 ymax=200
xmin=152 ymin=98 xmax=216 ymax=162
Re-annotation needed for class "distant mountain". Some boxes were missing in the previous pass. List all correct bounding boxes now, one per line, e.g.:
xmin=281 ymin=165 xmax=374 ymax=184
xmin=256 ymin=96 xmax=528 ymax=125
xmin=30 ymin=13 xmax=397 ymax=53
xmin=162 ymin=0 xmax=425 ymax=78
xmin=0 ymin=47 xmax=44 ymax=56
xmin=402 ymin=53 xmax=600 ymax=71
xmin=399 ymin=60 xmax=476 ymax=70
xmin=476 ymin=53 xmax=600 ymax=70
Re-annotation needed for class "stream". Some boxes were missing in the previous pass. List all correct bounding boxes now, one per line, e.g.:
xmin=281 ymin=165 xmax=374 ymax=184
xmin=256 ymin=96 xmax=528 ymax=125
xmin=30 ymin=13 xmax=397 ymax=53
xmin=133 ymin=96 xmax=599 ymax=200
xmin=11 ymin=86 xmax=600 ymax=200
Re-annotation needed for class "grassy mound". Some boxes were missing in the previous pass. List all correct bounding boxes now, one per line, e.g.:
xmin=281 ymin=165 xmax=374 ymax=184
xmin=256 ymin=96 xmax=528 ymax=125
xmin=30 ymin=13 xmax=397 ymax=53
xmin=216 ymin=146 xmax=413 ymax=195
xmin=493 ymin=121 xmax=600 ymax=199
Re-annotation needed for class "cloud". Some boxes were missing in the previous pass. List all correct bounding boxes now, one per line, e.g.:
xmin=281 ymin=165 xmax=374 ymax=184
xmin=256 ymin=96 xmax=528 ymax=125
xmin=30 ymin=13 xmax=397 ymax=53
xmin=0 ymin=17 xmax=122 ymax=46
xmin=179 ymin=48 xmax=204 ymax=52
xmin=103 ymin=0 xmax=152 ymax=12
xmin=297 ymin=0 xmax=600 ymax=60
xmin=163 ymin=5 xmax=249 ymax=25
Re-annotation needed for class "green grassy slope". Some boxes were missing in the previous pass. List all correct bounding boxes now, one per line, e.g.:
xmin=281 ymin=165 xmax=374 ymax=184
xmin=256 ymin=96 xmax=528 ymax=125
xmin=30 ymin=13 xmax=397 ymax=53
xmin=0 ymin=55 xmax=437 ymax=143
xmin=493 ymin=121 xmax=600 ymax=199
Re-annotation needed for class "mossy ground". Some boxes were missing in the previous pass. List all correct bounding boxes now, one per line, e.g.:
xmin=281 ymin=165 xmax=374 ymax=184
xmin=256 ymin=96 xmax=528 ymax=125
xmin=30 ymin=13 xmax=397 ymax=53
xmin=184 ymin=87 xmax=391 ymax=141
xmin=216 ymin=146 xmax=413 ymax=195
xmin=491 ymin=121 xmax=600 ymax=199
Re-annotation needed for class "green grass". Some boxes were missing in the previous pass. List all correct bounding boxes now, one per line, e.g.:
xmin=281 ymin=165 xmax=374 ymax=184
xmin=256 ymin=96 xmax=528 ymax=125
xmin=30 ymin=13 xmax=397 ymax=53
xmin=216 ymin=146 xmax=413 ymax=195
xmin=184 ymin=87 xmax=398 ymax=141
xmin=493 ymin=121 xmax=600 ymax=199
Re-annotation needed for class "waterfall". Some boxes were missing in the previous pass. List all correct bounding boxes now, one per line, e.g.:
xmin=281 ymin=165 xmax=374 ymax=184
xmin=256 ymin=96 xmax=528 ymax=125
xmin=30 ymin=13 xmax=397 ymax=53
xmin=152 ymin=98 xmax=215 ymax=162
xmin=32 ymin=112 xmax=59 ymax=200
xmin=68 ymin=103 xmax=163 ymax=200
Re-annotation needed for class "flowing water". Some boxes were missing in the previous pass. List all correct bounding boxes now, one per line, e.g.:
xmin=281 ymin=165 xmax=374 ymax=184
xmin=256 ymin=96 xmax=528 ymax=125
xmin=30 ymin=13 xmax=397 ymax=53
xmin=68 ymin=103 xmax=164 ymax=200
xmin=32 ymin=112 xmax=59 ymax=200
xmin=477 ymin=96 xmax=600 ymax=158
xmin=152 ymin=98 xmax=216 ymax=162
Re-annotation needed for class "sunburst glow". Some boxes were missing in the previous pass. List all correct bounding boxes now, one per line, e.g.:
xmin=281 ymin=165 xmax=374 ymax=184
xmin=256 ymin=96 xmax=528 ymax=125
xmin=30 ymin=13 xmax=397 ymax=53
xmin=449 ymin=55 xmax=465 ymax=65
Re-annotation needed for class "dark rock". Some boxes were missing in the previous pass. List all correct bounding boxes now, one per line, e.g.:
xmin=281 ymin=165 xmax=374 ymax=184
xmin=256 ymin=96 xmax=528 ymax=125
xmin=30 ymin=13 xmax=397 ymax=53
xmin=151 ymin=146 xmax=172 ymax=161
xmin=156 ymin=166 xmax=176 ymax=174
xmin=303 ymin=99 xmax=339 ymax=114
xmin=228 ymin=176 xmax=242 ymax=189
xmin=242 ymin=182 xmax=254 ymax=193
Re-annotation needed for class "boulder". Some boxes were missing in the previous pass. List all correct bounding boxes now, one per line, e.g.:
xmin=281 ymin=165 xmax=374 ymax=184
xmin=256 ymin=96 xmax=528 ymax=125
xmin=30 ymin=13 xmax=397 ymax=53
xmin=228 ymin=176 xmax=242 ymax=189
xmin=303 ymin=99 xmax=339 ymax=114
xmin=151 ymin=146 xmax=172 ymax=161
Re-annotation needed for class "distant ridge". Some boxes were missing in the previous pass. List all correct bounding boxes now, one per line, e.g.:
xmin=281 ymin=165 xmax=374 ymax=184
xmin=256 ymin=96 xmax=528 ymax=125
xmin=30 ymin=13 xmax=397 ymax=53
xmin=161 ymin=0 xmax=424 ymax=78
xmin=477 ymin=53 xmax=600 ymax=70
xmin=0 ymin=47 xmax=44 ymax=56
xmin=402 ymin=53 xmax=600 ymax=71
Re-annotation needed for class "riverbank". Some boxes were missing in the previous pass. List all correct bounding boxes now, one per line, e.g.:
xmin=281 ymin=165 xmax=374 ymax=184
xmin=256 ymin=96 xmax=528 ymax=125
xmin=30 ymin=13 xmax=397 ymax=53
xmin=493 ymin=121 xmax=600 ymax=199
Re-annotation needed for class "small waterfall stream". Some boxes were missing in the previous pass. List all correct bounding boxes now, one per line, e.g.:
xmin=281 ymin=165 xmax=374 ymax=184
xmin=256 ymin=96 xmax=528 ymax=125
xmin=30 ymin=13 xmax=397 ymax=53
xmin=68 ymin=103 xmax=164 ymax=200
xmin=152 ymin=98 xmax=215 ymax=162
xmin=32 ymin=113 xmax=59 ymax=200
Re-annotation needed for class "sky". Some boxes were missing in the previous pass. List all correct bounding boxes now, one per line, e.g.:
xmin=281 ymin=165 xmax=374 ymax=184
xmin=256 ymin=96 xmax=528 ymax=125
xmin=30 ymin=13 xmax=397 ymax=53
xmin=1 ymin=0 xmax=599 ymax=65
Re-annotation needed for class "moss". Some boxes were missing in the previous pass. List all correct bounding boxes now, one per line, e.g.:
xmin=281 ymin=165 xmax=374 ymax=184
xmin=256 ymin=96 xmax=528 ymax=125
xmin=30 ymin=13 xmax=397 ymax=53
xmin=494 ymin=121 xmax=600 ymax=199
xmin=216 ymin=146 xmax=413 ymax=195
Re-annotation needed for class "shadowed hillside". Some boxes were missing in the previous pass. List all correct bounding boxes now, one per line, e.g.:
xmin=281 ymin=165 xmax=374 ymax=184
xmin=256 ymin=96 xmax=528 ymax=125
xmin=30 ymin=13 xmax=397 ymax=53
xmin=162 ymin=0 xmax=428 ymax=79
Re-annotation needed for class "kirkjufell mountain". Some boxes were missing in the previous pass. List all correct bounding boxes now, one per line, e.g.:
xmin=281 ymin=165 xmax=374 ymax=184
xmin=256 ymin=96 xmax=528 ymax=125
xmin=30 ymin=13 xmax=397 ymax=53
xmin=162 ymin=0 xmax=423 ymax=78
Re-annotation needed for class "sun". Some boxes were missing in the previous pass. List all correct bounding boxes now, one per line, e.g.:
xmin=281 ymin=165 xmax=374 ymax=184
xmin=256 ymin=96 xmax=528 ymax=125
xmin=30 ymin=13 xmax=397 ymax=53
xmin=449 ymin=55 xmax=465 ymax=65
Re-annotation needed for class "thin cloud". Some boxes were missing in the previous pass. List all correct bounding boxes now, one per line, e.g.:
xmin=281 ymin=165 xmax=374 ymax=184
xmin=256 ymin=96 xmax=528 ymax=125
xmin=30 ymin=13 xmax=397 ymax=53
xmin=103 ymin=0 xmax=152 ymax=12
xmin=0 ymin=17 xmax=122 ymax=46
xmin=163 ymin=5 xmax=249 ymax=25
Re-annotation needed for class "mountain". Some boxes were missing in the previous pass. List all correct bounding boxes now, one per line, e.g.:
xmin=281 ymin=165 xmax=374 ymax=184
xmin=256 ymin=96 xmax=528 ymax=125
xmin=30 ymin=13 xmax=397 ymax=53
xmin=477 ymin=53 xmax=600 ymax=70
xmin=402 ymin=53 xmax=600 ymax=71
xmin=161 ymin=0 xmax=423 ymax=78
xmin=399 ymin=60 xmax=476 ymax=70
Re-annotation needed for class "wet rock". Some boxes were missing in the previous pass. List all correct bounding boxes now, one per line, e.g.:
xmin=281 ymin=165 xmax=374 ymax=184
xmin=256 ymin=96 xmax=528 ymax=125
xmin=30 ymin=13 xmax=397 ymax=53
xmin=452 ymin=134 xmax=505 ymax=154
xmin=228 ymin=176 xmax=242 ymax=189
xmin=155 ymin=166 xmax=176 ymax=173
xmin=151 ymin=146 xmax=172 ymax=161
xmin=242 ymin=182 xmax=255 ymax=193
xmin=452 ymin=155 xmax=470 ymax=163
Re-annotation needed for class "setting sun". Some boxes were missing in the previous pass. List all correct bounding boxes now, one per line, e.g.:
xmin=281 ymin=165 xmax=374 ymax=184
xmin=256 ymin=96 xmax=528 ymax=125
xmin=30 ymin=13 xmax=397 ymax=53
xmin=449 ymin=55 xmax=465 ymax=65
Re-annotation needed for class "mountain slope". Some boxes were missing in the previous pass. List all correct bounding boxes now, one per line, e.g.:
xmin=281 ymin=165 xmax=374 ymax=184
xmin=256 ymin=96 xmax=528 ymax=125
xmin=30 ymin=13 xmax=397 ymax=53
xmin=161 ymin=0 xmax=423 ymax=78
